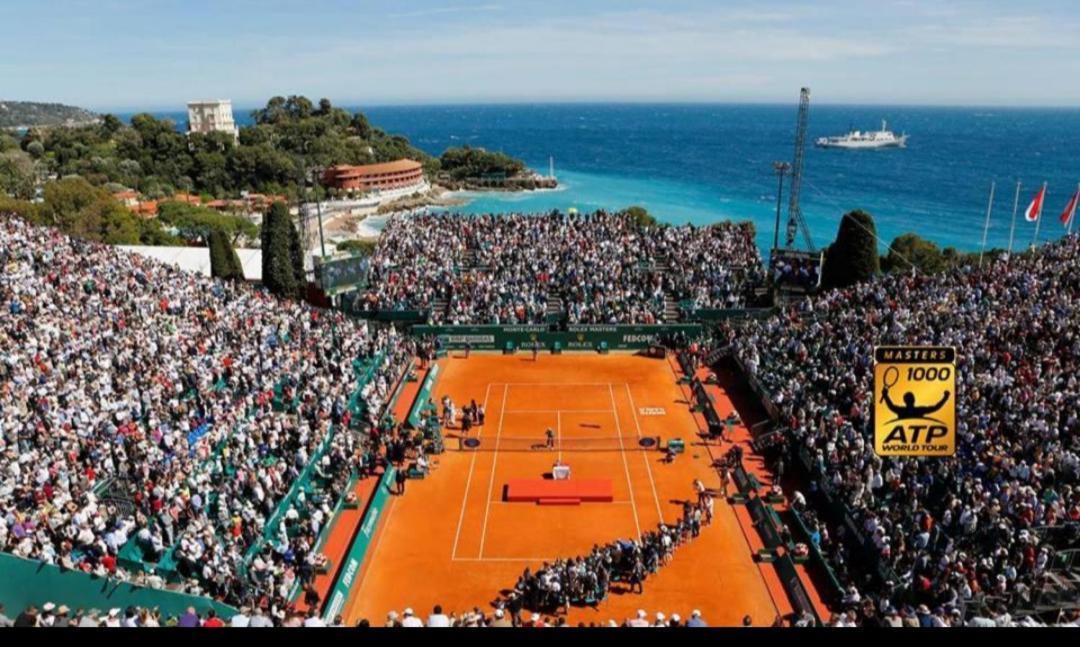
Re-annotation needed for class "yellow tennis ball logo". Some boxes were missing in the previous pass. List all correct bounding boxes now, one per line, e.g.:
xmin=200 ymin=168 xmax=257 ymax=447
xmin=873 ymin=346 xmax=956 ymax=456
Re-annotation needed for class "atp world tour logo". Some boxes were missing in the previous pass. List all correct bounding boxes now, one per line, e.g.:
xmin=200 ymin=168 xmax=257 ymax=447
xmin=873 ymin=346 xmax=956 ymax=456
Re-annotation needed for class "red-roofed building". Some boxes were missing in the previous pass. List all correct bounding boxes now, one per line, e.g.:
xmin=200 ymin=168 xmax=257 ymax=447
xmin=170 ymin=193 xmax=203 ymax=206
xmin=113 ymin=189 xmax=139 ymax=207
xmin=321 ymin=159 xmax=424 ymax=192
xmin=132 ymin=200 xmax=159 ymax=217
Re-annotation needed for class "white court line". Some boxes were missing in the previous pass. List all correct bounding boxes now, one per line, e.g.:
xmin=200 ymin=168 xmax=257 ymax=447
xmin=505 ymin=409 xmax=613 ymax=414
xmin=487 ymin=500 xmax=636 ymax=505
xmin=625 ymin=383 xmax=664 ymax=523
xmin=451 ymin=557 xmax=557 ymax=563
xmin=478 ymin=383 xmax=509 ymax=558
xmin=608 ymin=383 xmax=642 ymax=539
xmin=503 ymin=382 xmax=615 ymax=386
xmin=556 ymin=410 xmax=562 ymax=462
xmin=450 ymin=382 xmax=493 ymax=560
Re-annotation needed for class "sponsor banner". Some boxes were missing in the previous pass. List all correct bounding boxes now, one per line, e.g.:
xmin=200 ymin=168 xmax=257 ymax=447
xmin=500 ymin=325 xmax=549 ymax=334
xmin=441 ymin=334 xmax=496 ymax=344
xmin=567 ymin=324 xmax=620 ymax=333
xmin=322 ymin=467 xmax=396 ymax=621
xmin=414 ymin=324 xmax=702 ymax=351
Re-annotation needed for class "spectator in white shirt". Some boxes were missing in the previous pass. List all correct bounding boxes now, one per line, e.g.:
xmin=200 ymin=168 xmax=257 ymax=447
xmin=427 ymin=605 xmax=451 ymax=627
xmin=401 ymin=608 xmax=424 ymax=627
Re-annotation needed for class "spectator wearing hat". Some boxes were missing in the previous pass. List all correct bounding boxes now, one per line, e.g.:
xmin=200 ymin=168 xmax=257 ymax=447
xmin=37 ymin=603 xmax=55 ymax=627
xmin=401 ymin=608 xmax=423 ymax=627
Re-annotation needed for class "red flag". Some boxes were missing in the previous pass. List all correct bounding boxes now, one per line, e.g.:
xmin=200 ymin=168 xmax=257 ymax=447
xmin=1061 ymin=188 xmax=1079 ymax=226
xmin=1025 ymin=185 xmax=1046 ymax=222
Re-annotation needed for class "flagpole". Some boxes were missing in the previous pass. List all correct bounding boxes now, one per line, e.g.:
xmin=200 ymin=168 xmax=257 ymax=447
xmin=1070 ymin=182 xmax=1079 ymax=235
xmin=1031 ymin=181 xmax=1047 ymax=248
xmin=1007 ymin=180 xmax=1021 ymax=262
xmin=979 ymin=180 xmax=995 ymax=267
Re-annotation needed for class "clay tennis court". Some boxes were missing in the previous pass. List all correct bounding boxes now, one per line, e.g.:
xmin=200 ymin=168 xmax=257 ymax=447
xmin=343 ymin=352 xmax=782 ymax=625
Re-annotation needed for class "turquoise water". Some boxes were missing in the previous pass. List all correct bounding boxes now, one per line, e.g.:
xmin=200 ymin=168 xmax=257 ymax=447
xmin=440 ymin=168 xmax=787 ymax=253
xmin=119 ymin=103 xmax=1080 ymax=256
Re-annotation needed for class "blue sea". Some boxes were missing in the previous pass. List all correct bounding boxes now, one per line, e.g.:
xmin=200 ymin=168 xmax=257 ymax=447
xmin=116 ymin=103 xmax=1080 ymax=256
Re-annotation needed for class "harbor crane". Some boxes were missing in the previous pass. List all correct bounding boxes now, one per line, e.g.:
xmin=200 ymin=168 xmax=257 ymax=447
xmin=785 ymin=87 xmax=816 ymax=252
xmin=768 ymin=87 xmax=823 ymax=297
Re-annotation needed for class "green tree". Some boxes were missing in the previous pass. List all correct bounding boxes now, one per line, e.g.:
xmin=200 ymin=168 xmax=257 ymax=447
xmin=623 ymin=206 xmax=657 ymax=227
xmin=156 ymin=201 xmax=258 ymax=242
xmin=209 ymin=227 xmax=245 ymax=281
xmin=101 ymin=208 xmax=142 ymax=244
xmin=882 ymin=233 xmax=948 ymax=275
xmin=138 ymin=218 xmax=182 ymax=246
xmin=822 ymin=210 xmax=880 ymax=288
xmin=0 ymin=134 xmax=18 ymax=153
xmin=37 ymin=177 xmax=140 ymax=244
xmin=350 ymin=112 xmax=372 ymax=139
xmin=336 ymin=238 xmax=377 ymax=256
xmin=0 ymin=194 xmax=41 ymax=220
xmin=0 ymin=149 xmax=37 ymax=199
xmin=101 ymin=114 xmax=123 ymax=137
xmin=261 ymin=201 xmax=300 ymax=298
xmin=288 ymin=214 xmax=306 ymax=292
xmin=438 ymin=146 xmax=524 ymax=180
xmin=25 ymin=140 xmax=45 ymax=159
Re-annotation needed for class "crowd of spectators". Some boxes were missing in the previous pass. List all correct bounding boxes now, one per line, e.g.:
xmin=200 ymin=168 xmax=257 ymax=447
xmin=0 ymin=215 xmax=415 ymax=613
xmin=355 ymin=211 xmax=764 ymax=324
xmin=726 ymin=233 xmax=1080 ymax=625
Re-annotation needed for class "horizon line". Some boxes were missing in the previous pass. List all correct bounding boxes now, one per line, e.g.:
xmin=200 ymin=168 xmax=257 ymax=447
xmin=85 ymin=98 xmax=1080 ymax=114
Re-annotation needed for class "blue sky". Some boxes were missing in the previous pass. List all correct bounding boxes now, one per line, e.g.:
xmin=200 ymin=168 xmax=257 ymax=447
xmin=2 ymin=0 xmax=1079 ymax=110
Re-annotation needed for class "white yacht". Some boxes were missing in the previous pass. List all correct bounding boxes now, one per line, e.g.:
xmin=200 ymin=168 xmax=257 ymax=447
xmin=815 ymin=120 xmax=908 ymax=149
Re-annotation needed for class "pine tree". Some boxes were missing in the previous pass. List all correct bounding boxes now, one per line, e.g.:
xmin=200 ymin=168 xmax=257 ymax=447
xmin=288 ymin=217 xmax=306 ymax=297
xmin=261 ymin=201 xmax=298 ymax=298
xmin=822 ymin=210 xmax=880 ymax=289
xmin=209 ymin=227 xmax=244 ymax=281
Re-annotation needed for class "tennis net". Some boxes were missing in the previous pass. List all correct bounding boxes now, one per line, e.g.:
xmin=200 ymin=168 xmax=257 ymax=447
xmin=456 ymin=435 xmax=659 ymax=452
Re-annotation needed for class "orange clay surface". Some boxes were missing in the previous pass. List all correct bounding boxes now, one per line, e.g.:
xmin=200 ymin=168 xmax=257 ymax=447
xmin=343 ymin=352 xmax=780 ymax=626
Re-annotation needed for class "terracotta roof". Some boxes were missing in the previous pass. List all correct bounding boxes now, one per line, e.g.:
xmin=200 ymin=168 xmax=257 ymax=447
xmin=170 ymin=193 xmax=203 ymax=205
xmin=326 ymin=159 xmax=422 ymax=177
xmin=133 ymin=201 xmax=158 ymax=216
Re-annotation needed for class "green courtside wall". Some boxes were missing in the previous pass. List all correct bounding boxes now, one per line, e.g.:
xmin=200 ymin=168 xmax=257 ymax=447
xmin=412 ymin=324 xmax=702 ymax=351
xmin=407 ymin=363 xmax=440 ymax=428
xmin=321 ymin=466 xmax=396 ymax=622
xmin=0 ymin=552 xmax=238 ymax=618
